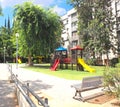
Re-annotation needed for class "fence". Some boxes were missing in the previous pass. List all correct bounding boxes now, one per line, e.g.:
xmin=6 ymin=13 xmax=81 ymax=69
xmin=8 ymin=64 xmax=49 ymax=107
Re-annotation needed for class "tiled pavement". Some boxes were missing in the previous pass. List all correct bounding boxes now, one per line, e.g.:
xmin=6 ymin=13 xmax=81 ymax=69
xmin=0 ymin=64 xmax=18 ymax=107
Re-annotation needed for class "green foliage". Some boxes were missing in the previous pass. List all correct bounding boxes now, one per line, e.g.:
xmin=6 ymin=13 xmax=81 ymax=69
xmin=0 ymin=11 xmax=15 ymax=62
xmin=13 ymin=2 xmax=62 ymax=59
xmin=119 ymin=58 xmax=120 ymax=63
xmin=115 ymin=63 xmax=120 ymax=68
xmin=0 ymin=5 xmax=2 ymax=15
xmin=103 ymin=68 xmax=120 ymax=99
xmin=69 ymin=0 xmax=115 ymax=63
xmin=110 ymin=58 xmax=119 ymax=67
xmin=33 ymin=59 xmax=37 ymax=64
xmin=0 ymin=26 xmax=14 ymax=59
xmin=86 ymin=58 xmax=96 ymax=65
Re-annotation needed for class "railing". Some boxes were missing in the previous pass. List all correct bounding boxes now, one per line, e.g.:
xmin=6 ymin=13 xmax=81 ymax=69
xmin=8 ymin=64 xmax=49 ymax=107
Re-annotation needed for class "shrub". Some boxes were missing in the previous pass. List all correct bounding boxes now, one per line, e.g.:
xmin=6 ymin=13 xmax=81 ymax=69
xmin=115 ymin=63 xmax=120 ymax=68
xmin=86 ymin=58 xmax=96 ymax=65
xmin=103 ymin=68 xmax=120 ymax=99
xmin=110 ymin=58 xmax=119 ymax=67
xmin=33 ymin=59 xmax=37 ymax=64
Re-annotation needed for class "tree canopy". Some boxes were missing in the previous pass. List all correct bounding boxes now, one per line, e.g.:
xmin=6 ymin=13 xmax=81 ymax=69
xmin=69 ymin=0 xmax=116 ymax=64
xmin=13 ymin=2 xmax=63 ymax=64
xmin=0 ymin=21 xmax=13 ymax=62
xmin=0 ymin=5 xmax=2 ymax=16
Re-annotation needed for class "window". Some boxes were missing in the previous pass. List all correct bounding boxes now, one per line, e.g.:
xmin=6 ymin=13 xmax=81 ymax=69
xmin=71 ymin=21 xmax=77 ymax=31
xmin=71 ymin=12 xmax=77 ymax=18
xmin=72 ymin=40 xmax=78 ymax=46
xmin=71 ymin=21 xmax=77 ymax=27
xmin=72 ymin=31 xmax=77 ymax=36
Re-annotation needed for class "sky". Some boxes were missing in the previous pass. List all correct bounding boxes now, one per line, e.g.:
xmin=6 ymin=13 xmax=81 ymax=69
xmin=0 ymin=0 xmax=73 ymax=27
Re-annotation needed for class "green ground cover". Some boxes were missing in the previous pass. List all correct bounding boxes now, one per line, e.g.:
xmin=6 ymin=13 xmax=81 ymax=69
xmin=23 ymin=64 xmax=118 ymax=80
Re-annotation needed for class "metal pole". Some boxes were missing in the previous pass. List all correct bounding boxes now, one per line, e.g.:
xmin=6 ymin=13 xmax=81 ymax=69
xmin=16 ymin=33 xmax=19 ymax=69
xmin=4 ymin=47 xmax=6 ymax=63
xmin=16 ymin=36 xmax=18 ymax=68
xmin=27 ymin=83 xmax=30 ymax=97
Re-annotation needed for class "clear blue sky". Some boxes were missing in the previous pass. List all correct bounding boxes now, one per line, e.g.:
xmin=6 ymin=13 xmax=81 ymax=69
xmin=0 ymin=0 xmax=73 ymax=27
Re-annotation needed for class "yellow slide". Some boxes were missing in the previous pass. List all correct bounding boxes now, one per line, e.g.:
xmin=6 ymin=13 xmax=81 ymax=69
xmin=18 ymin=58 xmax=22 ymax=64
xmin=77 ymin=58 xmax=95 ymax=73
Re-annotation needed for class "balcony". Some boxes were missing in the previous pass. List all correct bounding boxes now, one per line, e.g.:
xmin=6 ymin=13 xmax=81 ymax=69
xmin=71 ymin=35 xmax=79 ymax=41
xmin=116 ymin=22 xmax=120 ymax=31
xmin=71 ymin=17 xmax=78 ymax=22
xmin=71 ymin=26 xmax=77 ymax=32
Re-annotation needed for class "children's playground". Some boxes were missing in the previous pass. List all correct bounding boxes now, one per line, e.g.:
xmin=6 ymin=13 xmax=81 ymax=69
xmin=50 ymin=46 xmax=95 ymax=72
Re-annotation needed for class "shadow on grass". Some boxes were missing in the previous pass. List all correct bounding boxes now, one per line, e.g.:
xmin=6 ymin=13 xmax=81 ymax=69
xmin=24 ymin=64 xmax=51 ymax=69
xmin=25 ymin=63 xmax=79 ymax=71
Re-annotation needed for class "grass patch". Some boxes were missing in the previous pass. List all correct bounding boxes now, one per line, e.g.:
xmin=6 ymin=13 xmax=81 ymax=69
xmin=22 ymin=64 xmax=117 ymax=80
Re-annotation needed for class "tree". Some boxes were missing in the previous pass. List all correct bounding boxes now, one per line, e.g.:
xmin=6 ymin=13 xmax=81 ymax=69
xmin=69 ymin=0 xmax=116 ymax=65
xmin=0 ymin=26 xmax=14 ymax=62
xmin=0 ymin=6 xmax=14 ymax=62
xmin=103 ymin=67 xmax=120 ymax=99
xmin=0 ymin=5 xmax=2 ymax=16
xmin=13 ymin=2 xmax=62 ymax=65
xmin=7 ymin=16 xmax=11 ymax=30
xmin=87 ymin=0 xmax=115 ymax=64
xmin=4 ymin=19 xmax=7 ymax=28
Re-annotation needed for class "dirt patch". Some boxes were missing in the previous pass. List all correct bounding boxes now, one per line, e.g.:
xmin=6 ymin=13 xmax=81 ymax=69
xmin=13 ymin=93 xmax=19 ymax=107
xmin=87 ymin=94 xmax=115 ymax=104
xmin=111 ymin=101 xmax=120 ymax=107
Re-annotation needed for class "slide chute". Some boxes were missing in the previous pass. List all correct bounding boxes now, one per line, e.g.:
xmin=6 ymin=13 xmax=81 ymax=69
xmin=50 ymin=58 xmax=60 ymax=71
xmin=77 ymin=58 xmax=95 ymax=72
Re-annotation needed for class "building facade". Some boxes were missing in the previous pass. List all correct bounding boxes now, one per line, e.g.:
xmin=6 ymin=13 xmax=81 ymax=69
xmin=115 ymin=0 xmax=120 ymax=54
xmin=61 ymin=8 xmax=79 ymax=54
xmin=61 ymin=1 xmax=120 ymax=63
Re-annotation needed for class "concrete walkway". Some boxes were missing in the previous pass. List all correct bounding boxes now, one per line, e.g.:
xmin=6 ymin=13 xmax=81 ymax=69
xmin=11 ymin=64 xmax=117 ymax=107
xmin=0 ymin=64 xmax=18 ymax=107
xmin=0 ymin=64 xmax=117 ymax=107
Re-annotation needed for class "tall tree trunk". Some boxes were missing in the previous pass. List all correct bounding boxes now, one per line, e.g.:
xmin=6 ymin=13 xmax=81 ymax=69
xmin=28 ymin=54 xmax=33 ymax=66
xmin=106 ymin=51 xmax=110 ymax=66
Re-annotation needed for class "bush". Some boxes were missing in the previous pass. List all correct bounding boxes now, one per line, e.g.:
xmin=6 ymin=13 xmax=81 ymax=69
xmin=33 ymin=59 xmax=37 ymax=64
xmin=103 ymin=68 xmax=120 ymax=99
xmin=115 ymin=63 xmax=120 ymax=68
xmin=110 ymin=58 xmax=119 ymax=67
xmin=86 ymin=58 xmax=96 ymax=65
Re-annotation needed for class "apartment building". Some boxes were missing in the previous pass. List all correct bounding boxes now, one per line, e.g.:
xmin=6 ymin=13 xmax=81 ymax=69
xmin=61 ymin=1 xmax=120 ymax=63
xmin=115 ymin=0 xmax=120 ymax=54
xmin=61 ymin=8 xmax=79 ymax=54
xmin=102 ymin=0 xmax=120 ymax=62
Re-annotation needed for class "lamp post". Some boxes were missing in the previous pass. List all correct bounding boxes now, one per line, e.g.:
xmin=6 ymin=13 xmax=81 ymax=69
xmin=16 ymin=33 xmax=19 ymax=69
xmin=4 ymin=47 xmax=6 ymax=63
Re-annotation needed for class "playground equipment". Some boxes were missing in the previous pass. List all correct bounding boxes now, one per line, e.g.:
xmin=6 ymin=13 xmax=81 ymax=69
xmin=77 ymin=58 xmax=95 ymax=72
xmin=71 ymin=45 xmax=84 ymax=71
xmin=50 ymin=46 xmax=68 ymax=71
xmin=50 ymin=58 xmax=60 ymax=71
xmin=71 ymin=45 xmax=95 ymax=72
xmin=18 ymin=58 xmax=22 ymax=64
xmin=50 ymin=45 xmax=95 ymax=72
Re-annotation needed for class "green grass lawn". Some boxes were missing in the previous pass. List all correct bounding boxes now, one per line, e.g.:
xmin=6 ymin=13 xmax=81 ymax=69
xmin=22 ymin=63 xmax=118 ymax=80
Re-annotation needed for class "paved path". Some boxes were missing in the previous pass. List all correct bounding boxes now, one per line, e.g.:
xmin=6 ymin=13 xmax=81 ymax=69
xmin=11 ymin=64 xmax=117 ymax=107
xmin=0 ymin=64 xmax=117 ymax=107
xmin=0 ymin=64 xmax=18 ymax=107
